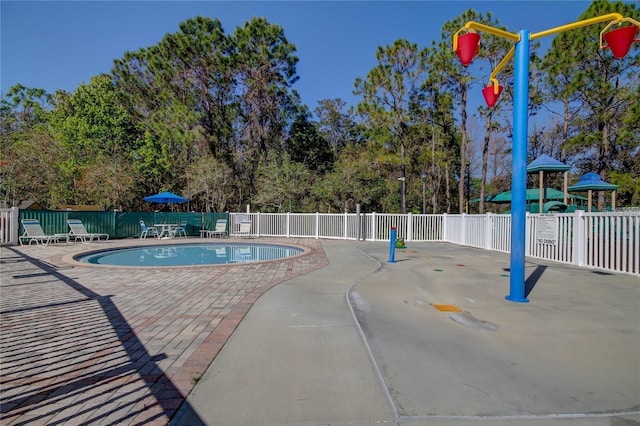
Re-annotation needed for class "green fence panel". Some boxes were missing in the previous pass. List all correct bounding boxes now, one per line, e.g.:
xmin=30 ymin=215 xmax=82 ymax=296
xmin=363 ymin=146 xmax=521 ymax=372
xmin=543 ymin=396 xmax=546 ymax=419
xmin=19 ymin=211 xmax=70 ymax=235
xmin=18 ymin=211 xmax=230 ymax=239
xmin=67 ymin=212 xmax=117 ymax=236
xmin=19 ymin=211 xmax=117 ymax=237
xmin=116 ymin=212 xmax=216 ymax=238
xmin=116 ymin=212 xmax=157 ymax=239
xmin=202 ymin=213 xmax=230 ymax=235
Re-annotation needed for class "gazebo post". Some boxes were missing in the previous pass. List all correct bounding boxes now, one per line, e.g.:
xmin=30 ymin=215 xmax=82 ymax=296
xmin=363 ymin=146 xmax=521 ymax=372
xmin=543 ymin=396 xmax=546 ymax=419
xmin=538 ymin=171 xmax=544 ymax=213
xmin=563 ymin=171 xmax=568 ymax=205
xmin=612 ymin=191 xmax=616 ymax=210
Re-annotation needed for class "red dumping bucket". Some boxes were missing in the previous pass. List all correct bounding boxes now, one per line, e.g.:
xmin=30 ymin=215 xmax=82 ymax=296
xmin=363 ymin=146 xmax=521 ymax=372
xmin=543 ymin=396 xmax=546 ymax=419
xmin=456 ymin=33 xmax=480 ymax=66
xmin=603 ymin=26 xmax=638 ymax=59
xmin=482 ymin=85 xmax=503 ymax=108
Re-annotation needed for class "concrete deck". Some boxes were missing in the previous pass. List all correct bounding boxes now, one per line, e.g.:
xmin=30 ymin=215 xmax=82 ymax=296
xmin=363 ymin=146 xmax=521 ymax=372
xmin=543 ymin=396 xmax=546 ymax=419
xmin=1 ymin=238 xmax=638 ymax=425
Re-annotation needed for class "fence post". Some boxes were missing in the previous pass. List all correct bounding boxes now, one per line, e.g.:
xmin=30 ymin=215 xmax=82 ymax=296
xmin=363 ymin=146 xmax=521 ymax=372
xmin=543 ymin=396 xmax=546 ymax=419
xmin=525 ymin=211 xmax=531 ymax=257
xmin=573 ymin=210 xmax=585 ymax=266
xmin=10 ymin=207 xmax=20 ymax=245
xmin=389 ymin=227 xmax=396 ymax=263
xmin=372 ymin=212 xmax=377 ymax=241
xmin=344 ymin=211 xmax=348 ymax=240
xmin=286 ymin=212 xmax=290 ymax=238
xmin=485 ymin=212 xmax=493 ymax=250
xmin=256 ymin=212 xmax=260 ymax=237
xmin=315 ymin=212 xmax=319 ymax=239
xmin=461 ymin=213 xmax=467 ymax=245
xmin=442 ymin=213 xmax=447 ymax=242
xmin=407 ymin=213 xmax=413 ymax=242
xmin=356 ymin=204 xmax=361 ymax=241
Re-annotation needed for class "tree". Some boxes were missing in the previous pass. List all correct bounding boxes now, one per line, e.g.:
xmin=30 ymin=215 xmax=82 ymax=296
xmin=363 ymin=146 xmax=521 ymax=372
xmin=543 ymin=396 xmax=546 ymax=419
xmin=233 ymin=17 xmax=300 ymax=170
xmin=112 ymin=17 xmax=233 ymax=197
xmin=48 ymin=75 xmax=139 ymax=208
xmin=314 ymin=98 xmax=361 ymax=153
xmin=354 ymin=39 xmax=429 ymax=214
xmin=0 ymin=85 xmax=57 ymax=206
xmin=428 ymin=9 xmax=508 ymax=213
xmin=542 ymin=0 xmax=639 ymax=210
xmin=252 ymin=152 xmax=311 ymax=212
xmin=287 ymin=111 xmax=334 ymax=173
xmin=0 ymin=84 xmax=51 ymax=132
xmin=314 ymin=146 xmax=387 ymax=213
xmin=0 ymin=126 xmax=65 ymax=208
xmin=186 ymin=156 xmax=235 ymax=212
xmin=417 ymin=82 xmax=460 ymax=213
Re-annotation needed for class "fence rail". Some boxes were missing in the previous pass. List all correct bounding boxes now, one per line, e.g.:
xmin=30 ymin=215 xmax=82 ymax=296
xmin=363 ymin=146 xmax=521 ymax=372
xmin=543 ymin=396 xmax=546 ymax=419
xmin=2 ymin=208 xmax=638 ymax=276
xmin=228 ymin=211 xmax=639 ymax=276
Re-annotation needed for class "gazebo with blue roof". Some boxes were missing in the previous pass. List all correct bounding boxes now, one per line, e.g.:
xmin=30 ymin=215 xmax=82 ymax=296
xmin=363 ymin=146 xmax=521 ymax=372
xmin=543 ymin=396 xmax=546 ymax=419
xmin=526 ymin=154 xmax=571 ymax=212
xmin=568 ymin=172 xmax=618 ymax=212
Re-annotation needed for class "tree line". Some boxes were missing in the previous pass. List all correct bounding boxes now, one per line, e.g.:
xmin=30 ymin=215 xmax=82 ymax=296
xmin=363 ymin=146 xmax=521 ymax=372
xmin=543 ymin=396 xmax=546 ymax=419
xmin=1 ymin=1 xmax=638 ymax=213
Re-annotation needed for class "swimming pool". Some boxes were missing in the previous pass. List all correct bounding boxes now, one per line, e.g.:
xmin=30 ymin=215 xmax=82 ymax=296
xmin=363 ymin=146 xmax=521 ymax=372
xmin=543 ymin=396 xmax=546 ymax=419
xmin=75 ymin=243 xmax=304 ymax=267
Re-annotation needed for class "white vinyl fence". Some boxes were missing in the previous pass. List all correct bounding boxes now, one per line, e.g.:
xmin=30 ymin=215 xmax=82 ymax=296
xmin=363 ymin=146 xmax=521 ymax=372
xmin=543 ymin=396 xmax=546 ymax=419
xmin=2 ymin=208 xmax=637 ymax=276
xmin=0 ymin=207 xmax=18 ymax=246
xmin=229 ymin=210 xmax=639 ymax=276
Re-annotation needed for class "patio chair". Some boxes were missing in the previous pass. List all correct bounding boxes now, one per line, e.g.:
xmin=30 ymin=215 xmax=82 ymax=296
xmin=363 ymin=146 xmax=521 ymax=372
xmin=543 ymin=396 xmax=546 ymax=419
xmin=19 ymin=219 xmax=61 ymax=246
xmin=208 ymin=219 xmax=228 ymax=238
xmin=238 ymin=220 xmax=252 ymax=238
xmin=67 ymin=219 xmax=109 ymax=243
xmin=139 ymin=220 xmax=159 ymax=239
xmin=171 ymin=221 xmax=188 ymax=238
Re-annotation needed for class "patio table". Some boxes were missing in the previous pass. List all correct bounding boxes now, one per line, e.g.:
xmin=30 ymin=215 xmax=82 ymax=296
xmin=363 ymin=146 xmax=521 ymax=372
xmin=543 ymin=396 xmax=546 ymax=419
xmin=154 ymin=224 xmax=178 ymax=239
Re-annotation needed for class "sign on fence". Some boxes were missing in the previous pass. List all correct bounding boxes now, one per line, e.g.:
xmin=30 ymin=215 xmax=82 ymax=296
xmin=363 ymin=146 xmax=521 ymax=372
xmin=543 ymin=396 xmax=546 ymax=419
xmin=536 ymin=216 xmax=558 ymax=245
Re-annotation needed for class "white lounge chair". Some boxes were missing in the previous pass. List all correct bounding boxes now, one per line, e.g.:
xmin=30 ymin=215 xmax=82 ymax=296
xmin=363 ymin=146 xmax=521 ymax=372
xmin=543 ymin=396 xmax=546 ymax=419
xmin=20 ymin=219 xmax=62 ymax=246
xmin=208 ymin=219 xmax=228 ymax=238
xmin=67 ymin=219 xmax=109 ymax=243
xmin=238 ymin=220 xmax=252 ymax=238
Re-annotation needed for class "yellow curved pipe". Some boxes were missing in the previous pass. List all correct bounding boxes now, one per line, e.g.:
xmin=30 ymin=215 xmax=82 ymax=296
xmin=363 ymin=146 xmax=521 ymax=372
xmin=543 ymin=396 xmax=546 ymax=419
xmin=489 ymin=46 xmax=515 ymax=84
xmin=487 ymin=78 xmax=501 ymax=95
xmin=531 ymin=13 xmax=624 ymax=40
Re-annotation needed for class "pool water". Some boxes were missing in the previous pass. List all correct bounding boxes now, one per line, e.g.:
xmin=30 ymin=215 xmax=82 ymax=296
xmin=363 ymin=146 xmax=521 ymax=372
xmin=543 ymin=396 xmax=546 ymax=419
xmin=76 ymin=243 xmax=303 ymax=267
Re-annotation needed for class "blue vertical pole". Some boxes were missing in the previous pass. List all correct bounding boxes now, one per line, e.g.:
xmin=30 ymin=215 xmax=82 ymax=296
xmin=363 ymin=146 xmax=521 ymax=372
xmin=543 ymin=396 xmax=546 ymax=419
xmin=389 ymin=227 xmax=396 ymax=263
xmin=506 ymin=29 xmax=529 ymax=303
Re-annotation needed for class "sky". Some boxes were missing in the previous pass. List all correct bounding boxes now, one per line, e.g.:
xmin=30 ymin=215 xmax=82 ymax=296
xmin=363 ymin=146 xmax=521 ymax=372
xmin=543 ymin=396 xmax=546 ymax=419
xmin=2 ymin=1 xmax=597 ymax=115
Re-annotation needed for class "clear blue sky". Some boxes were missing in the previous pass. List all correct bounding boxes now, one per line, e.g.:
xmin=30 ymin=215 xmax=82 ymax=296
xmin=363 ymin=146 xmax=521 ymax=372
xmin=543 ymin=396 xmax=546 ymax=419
xmin=2 ymin=1 xmax=594 ymax=113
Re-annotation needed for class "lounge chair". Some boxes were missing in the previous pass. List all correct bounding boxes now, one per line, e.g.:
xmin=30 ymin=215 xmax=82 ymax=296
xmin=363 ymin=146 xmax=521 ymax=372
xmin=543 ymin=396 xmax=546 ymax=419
xmin=20 ymin=219 xmax=63 ymax=246
xmin=238 ymin=220 xmax=252 ymax=238
xmin=139 ymin=220 xmax=159 ymax=239
xmin=67 ymin=219 xmax=109 ymax=243
xmin=208 ymin=219 xmax=228 ymax=238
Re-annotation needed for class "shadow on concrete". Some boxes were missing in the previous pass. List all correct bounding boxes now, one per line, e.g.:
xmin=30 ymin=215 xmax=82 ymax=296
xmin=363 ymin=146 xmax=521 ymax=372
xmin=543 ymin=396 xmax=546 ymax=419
xmin=525 ymin=265 xmax=547 ymax=298
xmin=0 ymin=248 xmax=204 ymax=425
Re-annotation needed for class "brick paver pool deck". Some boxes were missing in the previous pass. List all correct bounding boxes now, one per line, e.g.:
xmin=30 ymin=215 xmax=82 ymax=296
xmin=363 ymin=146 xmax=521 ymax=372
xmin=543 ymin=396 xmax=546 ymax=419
xmin=2 ymin=238 xmax=639 ymax=426
xmin=1 ymin=238 xmax=327 ymax=425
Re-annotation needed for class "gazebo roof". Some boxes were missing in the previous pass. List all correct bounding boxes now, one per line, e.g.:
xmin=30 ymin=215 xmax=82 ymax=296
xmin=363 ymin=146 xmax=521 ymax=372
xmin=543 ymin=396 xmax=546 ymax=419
xmin=568 ymin=172 xmax=618 ymax=191
xmin=470 ymin=188 xmax=586 ymax=204
xmin=527 ymin=154 xmax=570 ymax=173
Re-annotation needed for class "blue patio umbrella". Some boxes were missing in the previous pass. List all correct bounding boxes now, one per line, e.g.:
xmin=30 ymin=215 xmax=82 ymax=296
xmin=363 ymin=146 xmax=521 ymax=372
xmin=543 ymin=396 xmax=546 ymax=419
xmin=143 ymin=191 xmax=188 ymax=204
xmin=144 ymin=191 xmax=189 ymax=223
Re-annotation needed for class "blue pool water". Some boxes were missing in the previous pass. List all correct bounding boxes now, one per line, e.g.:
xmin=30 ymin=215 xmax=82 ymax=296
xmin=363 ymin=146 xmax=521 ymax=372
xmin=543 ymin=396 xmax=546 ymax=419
xmin=75 ymin=243 xmax=303 ymax=267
